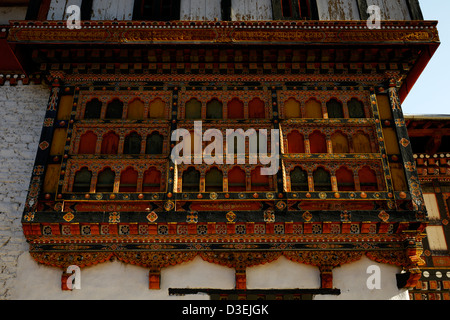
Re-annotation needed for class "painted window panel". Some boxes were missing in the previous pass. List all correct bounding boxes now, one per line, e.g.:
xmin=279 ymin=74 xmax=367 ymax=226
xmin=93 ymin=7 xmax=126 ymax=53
xmin=251 ymin=166 xmax=271 ymax=191
xmin=353 ymin=132 xmax=372 ymax=153
xmin=313 ymin=167 xmax=332 ymax=191
xmin=205 ymin=167 xmax=223 ymax=192
xmin=287 ymin=130 xmax=305 ymax=154
xmin=127 ymin=99 xmax=145 ymax=120
xmin=96 ymin=168 xmax=115 ymax=193
xmin=206 ymin=99 xmax=223 ymax=119
xmin=119 ymin=167 xmax=139 ymax=192
xmin=105 ymin=99 xmax=124 ymax=119
xmin=84 ymin=98 xmax=102 ymax=119
xmin=182 ymin=167 xmax=201 ymax=192
xmin=143 ymin=167 xmax=162 ymax=192
xmin=228 ymin=166 xmax=246 ymax=192
xmin=327 ymin=99 xmax=344 ymax=118
xmin=331 ymin=132 xmax=349 ymax=153
xmin=148 ymin=98 xmax=166 ymax=119
xmin=248 ymin=98 xmax=266 ymax=119
xmin=336 ymin=166 xmax=355 ymax=191
xmin=359 ymin=166 xmax=378 ymax=191
xmin=348 ymin=98 xmax=365 ymax=118
xmin=72 ymin=168 xmax=92 ymax=193
xmin=101 ymin=132 xmax=120 ymax=155
xmin=227 ymin=98 xmax=244 ymax=119
xmin=284 ymin=98 xmax=301 ymax=119
xmin=304 ymin=99 xmax=322 ymax=119
xmin=290 ymin=167 xmax=308 ymax=191
xmin=185 ymin=98 xmax=202 ymax=119
xmin=124 ymin=132 xmax=142 ymax=155
xmin=78 ymin=131 xmax=97 ymax=154
xmin=309 ymin=130 xmax=327 ymax=154
xmin=146 ymin=132 xmax=164 ymax=155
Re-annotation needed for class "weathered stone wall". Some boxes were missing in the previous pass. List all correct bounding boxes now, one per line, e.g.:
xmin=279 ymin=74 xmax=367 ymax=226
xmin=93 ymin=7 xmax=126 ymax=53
xmin=0 ymin=83 xmax=49 ymax=300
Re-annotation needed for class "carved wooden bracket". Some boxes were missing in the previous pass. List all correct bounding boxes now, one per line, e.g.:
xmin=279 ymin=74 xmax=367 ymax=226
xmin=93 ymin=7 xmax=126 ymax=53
xmin=31 ymin=249 xmax=423 ymax=291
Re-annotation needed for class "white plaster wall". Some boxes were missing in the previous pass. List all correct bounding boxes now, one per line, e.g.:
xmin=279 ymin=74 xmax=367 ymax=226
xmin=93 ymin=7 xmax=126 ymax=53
xmin=0 ymin=7 xmax=27 ymax=24
xmin=91 ymin=0 xmax=134 ymax=21
xmin=315 ymin=256 xmax=409 ymax=300
xmin=10 ymin=254 xmax=235 ymax=300
xmin=47 ymin=0 xmax=82 ymax=20
xmin=9 ymin=251 xmax=409 ymax=300
xmin=317 ymin=0 xmax=361 ymax=20
xmin=180 ymin=0 xmax=222 ymax=20
xmin=318 ymin=0 xmax=411 ymax=20
xmin=0 ymin=83 xmax=49 ymax=300
xmin=231 ymin=0 xmax=272 ymax=21
xmin=247 ymin=256 xmax=321 ymax=289
xmin=367 ymin=0 xmax=411 ymax=20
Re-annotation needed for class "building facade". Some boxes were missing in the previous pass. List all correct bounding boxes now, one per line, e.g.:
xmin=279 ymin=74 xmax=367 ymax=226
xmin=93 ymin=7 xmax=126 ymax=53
xmin=406 ymin=115 xmax=450 ymax=300
xmin=0 ymin=0 xmax=443 ymax=300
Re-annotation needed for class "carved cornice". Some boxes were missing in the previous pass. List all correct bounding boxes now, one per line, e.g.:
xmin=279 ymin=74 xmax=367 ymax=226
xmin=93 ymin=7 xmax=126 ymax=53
xmin=7 ymin=20 xmax=439 ymax=45
xmin=30 ymin=249 xmax=421 ymax=271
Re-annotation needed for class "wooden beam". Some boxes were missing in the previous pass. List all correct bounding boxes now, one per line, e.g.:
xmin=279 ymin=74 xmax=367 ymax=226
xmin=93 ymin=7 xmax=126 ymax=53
xmin=406 ymin=0 xmax=424 ymax=20
xmin=356 ymin=0 xmax=369 ymax=20
xmin=408 ymin=128 xmax=450 ymax=137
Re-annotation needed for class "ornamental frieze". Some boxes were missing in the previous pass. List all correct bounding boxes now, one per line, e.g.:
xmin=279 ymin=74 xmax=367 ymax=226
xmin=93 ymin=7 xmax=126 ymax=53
xmin=8 ymin=21 xmax=439 ymax=45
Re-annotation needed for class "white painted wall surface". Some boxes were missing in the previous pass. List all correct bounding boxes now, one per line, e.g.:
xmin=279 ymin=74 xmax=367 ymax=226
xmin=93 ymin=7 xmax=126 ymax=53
xmin=315 ymin=256 xmax=410 ymax=300
xmin=47 ymin=0 xmax=82 ymax=20
xmin=247 ymin=256 xmax=321 ymax=289
xmin=0 ymin=83 xmax=49 ymax=300
xmin=39 ymin=0 xmax=415 ymax=21
xmin=317 ymin=0 xmax=361 ymax=20
xmin=367 ymin=0 xmax=411 ymax=20
xmin=9 ymin=251 xmax=409 ymax=300
xmin=11 ymin=254 xmax=235 ymax=300
xmin=91 ymin=0 xmax=134 ymax=20
xmin=231 ymin=0 xmax=272 ymax=21
xmin=180 ymin=0 xmax=222 ymax=21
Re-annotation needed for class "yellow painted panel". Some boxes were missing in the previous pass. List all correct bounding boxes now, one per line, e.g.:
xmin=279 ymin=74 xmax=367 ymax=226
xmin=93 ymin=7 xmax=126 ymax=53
xmin=57 ymin=95 xmax=73 ymax=120
xmin=284 ymin=98 xmax=301 ymax=119
xmin=43 ymin=164 xmax=61 ymax=193
xmin=305 ymin=99 xmax=323 ymax=119
xmin=390 ymin=163 xmax=407 ymax=191
xmin=376 ymin=95 xmax=393 ymax=120
xmin=331 ymin=132 xmax=349 ymax=153
xmin=50 ymin=128 xmax=67 ymax=156
xmin=127 ymin=99 xmax=144 ymax=120
xmin=383 ymin=128 xmax=400 ymax=155
xmin=353 ymin=132 xmax=372 ymax=153
xmin=149 ymin=98 xmax=166 ymax=119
